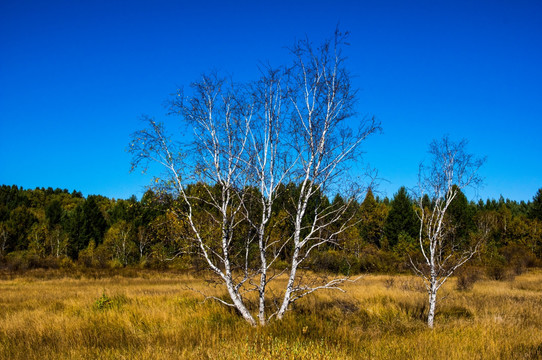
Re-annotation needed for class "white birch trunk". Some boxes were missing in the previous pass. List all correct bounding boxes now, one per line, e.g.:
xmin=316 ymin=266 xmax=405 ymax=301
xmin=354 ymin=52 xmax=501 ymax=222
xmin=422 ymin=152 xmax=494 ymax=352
xmin=427 ymin=277 xmax=438 ymax=329
xmin=277 ymin=206 xmax=305 ymax=320
xmin=276 ymin=246 xmax=300 ymax=320
xmin=225 ymin=277 xmax=256 ymax=326
xmin=258 ymin=225 xmax=268 ymax=325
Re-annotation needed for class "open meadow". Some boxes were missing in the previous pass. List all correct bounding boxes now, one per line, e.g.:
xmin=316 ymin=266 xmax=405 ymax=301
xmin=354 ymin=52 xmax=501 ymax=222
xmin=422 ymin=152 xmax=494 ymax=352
xmin=0 ymin=269 xmax=541 ymax=359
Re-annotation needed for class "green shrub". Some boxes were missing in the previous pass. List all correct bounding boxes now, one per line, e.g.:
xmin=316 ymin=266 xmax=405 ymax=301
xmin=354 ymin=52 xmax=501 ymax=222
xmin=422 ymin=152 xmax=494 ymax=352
xmin=94 ymin=291 xmax=129 ymax=310
xmin=310 ymin=250 xmax=350 ymax=274
xmin=94 ymin=292 xmax=112 ymax=310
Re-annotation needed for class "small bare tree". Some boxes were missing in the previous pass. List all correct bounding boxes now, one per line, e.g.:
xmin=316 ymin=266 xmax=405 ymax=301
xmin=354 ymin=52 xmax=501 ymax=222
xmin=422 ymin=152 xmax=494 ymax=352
xmin=411 ymin=136 xmax=485 ymax=328
xmin=130 ymin=31 xmax=379 ymax=326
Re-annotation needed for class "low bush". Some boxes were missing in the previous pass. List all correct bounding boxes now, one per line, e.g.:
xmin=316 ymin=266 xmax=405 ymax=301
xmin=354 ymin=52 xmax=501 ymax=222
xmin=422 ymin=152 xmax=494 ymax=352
xmin=455 ymin=266 xmax=480 ymax=291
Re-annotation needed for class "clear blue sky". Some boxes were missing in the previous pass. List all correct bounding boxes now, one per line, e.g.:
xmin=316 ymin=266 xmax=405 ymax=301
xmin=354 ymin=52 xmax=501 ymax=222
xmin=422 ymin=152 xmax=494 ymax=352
xmin=1 ymin=0 xmax=541 ymax=202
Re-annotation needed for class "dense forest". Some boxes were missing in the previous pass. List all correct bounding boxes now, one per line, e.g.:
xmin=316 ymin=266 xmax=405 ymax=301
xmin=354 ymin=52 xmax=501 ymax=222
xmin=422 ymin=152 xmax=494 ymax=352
xmin=1 ymin=184 xmax=540 ymax=277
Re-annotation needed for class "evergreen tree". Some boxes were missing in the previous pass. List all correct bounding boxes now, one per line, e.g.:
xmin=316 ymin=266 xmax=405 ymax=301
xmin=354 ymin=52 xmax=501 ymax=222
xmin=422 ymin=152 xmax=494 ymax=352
xmin=0 ymin=185 xmax=30 ymax=210
xmin=358 ymin=188 xmax=386 ymax=247
xmin=384 ymin=187 xmax=418 ymax=247
xmin=529 ymin=188 xmax=542 ymax=221
xmin=446 ymin=186 xmax=476 ymax=243
xmin=46 ymin=200 xmax=63 ymax=227
xmin=82 ymin=196 xmax=108 ymax=245
xmin=66 ymin=196 xmax=108 ymax=258
xmin=66 ymin=205 xmax=85 ymax=258
xmin=7 ymin=206 xmax=37 ymax=251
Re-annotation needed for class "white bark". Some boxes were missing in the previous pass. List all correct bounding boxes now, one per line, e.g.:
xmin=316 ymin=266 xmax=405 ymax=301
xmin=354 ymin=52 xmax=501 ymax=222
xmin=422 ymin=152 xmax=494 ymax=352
xmin=427 ymin=282 xmax=437 ymax=329
xmin=130 ymin=31 xmax=379 ymax=326
xmin=412 ymin=136 xmax=485 ymax=328
xmin=275 ymin=32 xmax=379 ymax=319
xmin=137 ymin=226 xmax=149 ymax=261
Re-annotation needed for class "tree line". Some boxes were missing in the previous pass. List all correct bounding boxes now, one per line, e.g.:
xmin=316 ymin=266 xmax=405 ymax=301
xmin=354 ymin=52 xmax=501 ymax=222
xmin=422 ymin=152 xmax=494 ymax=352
xmin=1 ymin=183 xmax=540 ymax=275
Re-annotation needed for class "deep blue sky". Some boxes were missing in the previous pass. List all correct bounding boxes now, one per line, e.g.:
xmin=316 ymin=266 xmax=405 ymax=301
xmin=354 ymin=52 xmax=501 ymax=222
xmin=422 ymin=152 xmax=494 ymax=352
xmin=1 ymin=0 xmax=541 ymax=201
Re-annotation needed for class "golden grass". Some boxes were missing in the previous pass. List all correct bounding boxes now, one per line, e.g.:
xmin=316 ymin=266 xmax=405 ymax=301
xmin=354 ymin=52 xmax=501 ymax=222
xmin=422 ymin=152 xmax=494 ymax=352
xmin=0 ymin=269 xmax=541 ymax=359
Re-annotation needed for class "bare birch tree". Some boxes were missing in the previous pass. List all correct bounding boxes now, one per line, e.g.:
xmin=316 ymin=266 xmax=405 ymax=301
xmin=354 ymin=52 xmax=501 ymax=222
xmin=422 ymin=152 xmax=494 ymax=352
xmin=131 ymin=74 xmax=258 ymax=324
xmin=275 ymin=31 xmax=379 ymax=319
xmin=411 ymin=136 xmax=485 ymax=328
xmin=129 ymin=31 xmax=380 ymax=325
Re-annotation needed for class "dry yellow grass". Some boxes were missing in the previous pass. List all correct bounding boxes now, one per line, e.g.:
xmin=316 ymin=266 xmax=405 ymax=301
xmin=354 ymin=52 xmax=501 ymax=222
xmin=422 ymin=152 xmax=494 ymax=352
xmin=0 ymin=269 xmax=541 ymax=359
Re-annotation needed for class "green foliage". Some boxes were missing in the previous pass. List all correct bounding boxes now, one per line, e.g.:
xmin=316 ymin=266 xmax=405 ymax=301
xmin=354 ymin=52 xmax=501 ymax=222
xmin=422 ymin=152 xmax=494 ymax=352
xmin=0 ymin=183 xmax=541 ymax=274
xmin=93 ymin=291 xmax=129 ymax=311
xmin=82 ymin=196 xmax=108 ymax=245
xmin=7 ymin=206 xmax=37 ymax=251
xmin=393 ymin=231 xmax=417 ymax=267
xmin=94 ymin=291 xmax=113 ymax=310
xmin=358 ymin=189 xmax=387 ymax=248
xmin=45 ymin=200 xmax=63 ymax=227
xmin=529 ymin=188 xmax=542 ymax=221
xmin=66 ymin=196 xmax=108 ymax=258
xmin=310 ymin=250 xmax=352 ymax=275
xmin=447 ymin=186 xmax=476 ymax=244
xmin=0 ymin=185 xmax=30 ymax=210
xmin=102 ymin=221 xmax=136 ymax=266
xmin=384 ymin=187 xmax=418 ymax=248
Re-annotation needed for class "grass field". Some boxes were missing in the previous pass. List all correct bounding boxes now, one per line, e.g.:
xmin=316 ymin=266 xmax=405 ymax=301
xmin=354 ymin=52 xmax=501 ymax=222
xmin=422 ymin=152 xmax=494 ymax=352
xmin=0 ymin=269 xmax=541 ymax=359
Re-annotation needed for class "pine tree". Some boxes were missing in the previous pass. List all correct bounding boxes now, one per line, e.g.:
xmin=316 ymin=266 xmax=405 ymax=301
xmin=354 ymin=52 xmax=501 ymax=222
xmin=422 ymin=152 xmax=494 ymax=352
xmin=67 ymin=196 xmax=107 ymax=258
xmin=358 ymin=188 xmax=387 ymax=247
xmin=384 ymin=187 xmax=418 ymax=248
xmin=46 ymin=200 xmax=63 ymax=227
xmin=446 ymin=186 xmax=476 ymax=244
xmin=82 ymin=196 xmax=107 ymax=245
xmin=529 ymin=188 xmax=542 ymax=221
